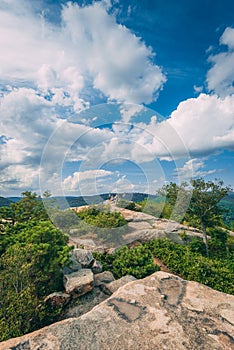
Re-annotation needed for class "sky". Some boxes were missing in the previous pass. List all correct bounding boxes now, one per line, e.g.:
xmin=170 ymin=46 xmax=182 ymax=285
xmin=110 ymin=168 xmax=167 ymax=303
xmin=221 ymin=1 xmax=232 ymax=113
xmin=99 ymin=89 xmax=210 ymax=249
xmin=0 ymin=0 xmax=234 ymax=197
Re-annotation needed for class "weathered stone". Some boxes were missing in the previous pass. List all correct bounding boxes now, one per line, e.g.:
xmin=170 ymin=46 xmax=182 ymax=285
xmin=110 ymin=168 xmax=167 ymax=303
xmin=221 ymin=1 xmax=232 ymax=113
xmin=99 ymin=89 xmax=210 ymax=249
xmin=72 ymin=248 xmax=94 ymax=268
xmin=63 ymin=269 xmax=94 ymax=297
xmin=91 ymin=259 xmax=103 ymax=274
xmin=94 ymin=271 xmax=115 ymax=287
xmin=101 ymin=275 xmax=136 ymax=295
xmin=2 ymin=272 xmax=234 ymax=350
xmin=62 ymin=255 xmax=82 ymax=275
xmin=44 ymin=292 xmax=71 ymax=307
xmin=69 ymin=238 xmax=97 ymax=250
xmin=64 ymin=288 xmax=108 ymax=319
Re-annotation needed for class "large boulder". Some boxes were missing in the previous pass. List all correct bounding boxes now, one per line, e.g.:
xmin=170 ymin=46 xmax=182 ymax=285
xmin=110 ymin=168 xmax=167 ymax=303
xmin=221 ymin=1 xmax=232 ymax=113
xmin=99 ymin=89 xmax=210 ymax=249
xmin=1 ymin=272 xmax=234 ymax=350
xmin=63 ymin=269 xmax=94 ymax=297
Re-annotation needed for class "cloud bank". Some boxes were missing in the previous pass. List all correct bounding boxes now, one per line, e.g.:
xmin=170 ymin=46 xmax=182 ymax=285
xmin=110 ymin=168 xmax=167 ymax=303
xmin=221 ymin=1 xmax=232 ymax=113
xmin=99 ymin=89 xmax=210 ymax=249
xmin=0 ymin=2 xmax=234 ymax=195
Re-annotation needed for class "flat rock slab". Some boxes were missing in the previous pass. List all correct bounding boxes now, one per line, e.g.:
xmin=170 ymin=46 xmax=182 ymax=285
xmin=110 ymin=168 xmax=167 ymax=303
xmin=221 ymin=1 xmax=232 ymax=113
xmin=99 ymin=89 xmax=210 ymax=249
xmin=63 ymin=269 xmax=94 ymax=297
xmin=2 ymin=272 xmax=234 ymax=350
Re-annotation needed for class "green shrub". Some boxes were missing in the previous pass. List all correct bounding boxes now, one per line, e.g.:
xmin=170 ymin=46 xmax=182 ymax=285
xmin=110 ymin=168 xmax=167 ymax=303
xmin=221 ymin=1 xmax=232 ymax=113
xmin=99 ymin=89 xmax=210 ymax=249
xmin=144 ymin=238 xmax=234 ymax=295
xmin=94 ymin=244 xmax=159 ymax=279
xmin=77 ymin=205 xmax=127 ymax=228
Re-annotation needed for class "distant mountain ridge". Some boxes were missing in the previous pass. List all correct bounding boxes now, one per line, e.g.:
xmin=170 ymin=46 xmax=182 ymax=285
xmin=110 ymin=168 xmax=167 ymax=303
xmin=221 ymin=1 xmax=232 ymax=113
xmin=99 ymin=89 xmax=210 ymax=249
xmin=5 ymin=193 xmax=157 ymax=209
xmin=0 ymin=197 xmax=12 ymax=207
xmin=2 ymin=192 xmax=234 ymax=219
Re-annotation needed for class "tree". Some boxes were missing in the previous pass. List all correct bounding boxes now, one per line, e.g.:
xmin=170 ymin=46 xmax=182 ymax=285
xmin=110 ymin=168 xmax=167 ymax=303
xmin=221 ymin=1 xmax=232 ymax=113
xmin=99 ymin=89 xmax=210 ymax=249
xmin=158 ymin=182 xmax=192 ymax=221
xmin=188 ymin=178 xmax=231 ymax=256
xmin=12 ymin=191 xmax=49 ymax=223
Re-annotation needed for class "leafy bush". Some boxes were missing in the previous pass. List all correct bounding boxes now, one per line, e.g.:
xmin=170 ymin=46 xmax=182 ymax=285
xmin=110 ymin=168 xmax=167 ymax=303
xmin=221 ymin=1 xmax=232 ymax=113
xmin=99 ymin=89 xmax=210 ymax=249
xmin=117 ymin=199 xmax=140 ymax=211
xmin=0 ymin=219 xmax=72 ymax=342
xmin=138 ymin=199 xmax=164 ymax=217
xmin=94 ymin=244 xmax=159 ymax=279
xmin=77 ymin=205 xmax=127 ymax=228
xmin=144 ymin=238 xmax=234 ymax=295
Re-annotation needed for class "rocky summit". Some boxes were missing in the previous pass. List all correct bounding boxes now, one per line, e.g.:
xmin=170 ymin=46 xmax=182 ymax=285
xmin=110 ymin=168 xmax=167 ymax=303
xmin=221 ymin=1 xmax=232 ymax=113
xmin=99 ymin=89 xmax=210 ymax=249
xmin=1 ymin=271 xmax=234 ymax=350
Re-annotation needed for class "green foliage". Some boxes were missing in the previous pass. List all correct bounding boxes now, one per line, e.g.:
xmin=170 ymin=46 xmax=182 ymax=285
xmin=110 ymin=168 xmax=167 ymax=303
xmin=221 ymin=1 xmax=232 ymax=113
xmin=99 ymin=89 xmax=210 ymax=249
xmin=0 ymin=191 xmax=49 ymax=233
xmin=158 ymin=182 xmax=192 ymax=222
xmin=11 ymin=191 xmax=49 ymax=223
xmin=70 ymin=205 xmax=128 ymax=245
xmin=112 ymin=245 xmax=159 ymax=278
xmin=51 ymin=209 xmax=81 ymax=231
xmin=77 ymin=205 xmax=126 ymax=228
xmin=207 ymin=227 xmax=228 ymax=258
xmin=0 ymin=191 xmax=72 ymax=342
xmin=158 ymin=179 xmax=232 ymax=256
xmin=188 ymin=178 xmax=231 ymax=255
xmin=139 ymin=199 xmax=164 ymax=217
xmin=117 ymin=199 xmax=140 ymax=211
xmin=188 ymin=237 xmax=207 ymax=255
xmin=95 ymin=236 xmax=234 ymax=295
xmin=94 ymin=244 xmax=159 ymax=279
xmin=144 ymin=238 xmax=234 ymax=295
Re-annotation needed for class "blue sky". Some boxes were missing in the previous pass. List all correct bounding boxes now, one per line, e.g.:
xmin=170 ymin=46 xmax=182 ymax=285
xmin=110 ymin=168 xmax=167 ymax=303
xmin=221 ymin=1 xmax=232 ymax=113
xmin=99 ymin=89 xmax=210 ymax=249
xmin=0 ymin=0 xmax=234 ymax=197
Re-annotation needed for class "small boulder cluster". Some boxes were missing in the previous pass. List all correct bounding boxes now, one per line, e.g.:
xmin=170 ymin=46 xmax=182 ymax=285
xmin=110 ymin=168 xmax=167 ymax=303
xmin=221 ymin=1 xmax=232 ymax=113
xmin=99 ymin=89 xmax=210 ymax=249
xmin=44 ymin=248 xmax=136 ymax=310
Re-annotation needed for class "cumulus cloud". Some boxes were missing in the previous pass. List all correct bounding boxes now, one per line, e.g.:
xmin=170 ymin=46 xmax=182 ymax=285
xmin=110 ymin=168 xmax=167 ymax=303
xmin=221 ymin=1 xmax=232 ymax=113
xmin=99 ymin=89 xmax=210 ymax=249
xmin=0 ymin=0 xmax=165 ymax=105
xmin=168 ymin=93 xmax=234 ymax=155
xmin=1 ymin=2 xmax=234 ymax=196
xmin=173 ymin=158 xmax=216 ymax=180
xmin=63 ymin=169 xmax=113 ymax=193
xmin=63 ymin=169 xmax=112 ymax=190
xmin=207 ymin=27 xmax=234 ymax=96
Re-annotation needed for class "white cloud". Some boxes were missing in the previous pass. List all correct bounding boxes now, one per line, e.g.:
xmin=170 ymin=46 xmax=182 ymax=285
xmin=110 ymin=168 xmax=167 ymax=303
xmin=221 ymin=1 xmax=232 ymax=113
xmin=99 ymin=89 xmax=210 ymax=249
xmin=0 ymin=164 xmax=40 ymax=196
xmin=174 ymin=158 xmax=216 ymax=180
xmin=193 ymin=85 xmax=203 ymax=93
xmin=62 ymin=169 xmax=113 ymax=195
xmin=168 ymin=93 xmax=234 ymax=155
xmin=207 ymin=27 xmax=234 ymax=96
xmin=119 ymin=104 xmax=144 ymax=123
xmin=0 ymin=0 xmax=167 ymax=195
xmin=111 ymin=174 xmax=135 ymax=193
xmin=0 ymin=0 xmax=165 ymax=105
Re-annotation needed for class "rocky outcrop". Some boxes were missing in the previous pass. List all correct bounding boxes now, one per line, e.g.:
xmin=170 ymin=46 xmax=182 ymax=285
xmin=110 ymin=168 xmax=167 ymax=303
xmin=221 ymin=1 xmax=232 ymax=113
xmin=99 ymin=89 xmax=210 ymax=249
xmin=69 ymin=205 xmax=205 ymax=251
xmin=1 ymin=271 xmax=234 ymax=350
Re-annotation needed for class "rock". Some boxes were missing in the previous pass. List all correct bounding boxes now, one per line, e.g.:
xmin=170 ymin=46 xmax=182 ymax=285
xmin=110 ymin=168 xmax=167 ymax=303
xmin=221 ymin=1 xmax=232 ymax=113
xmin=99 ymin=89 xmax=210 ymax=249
xmin=69 ymin=238 xmax=97 ymax=250
xmin=63 ymin=269 xmax=94 ymax=297
xmin=72 ymin=248 xmax=94 ymax=268
xmin=91 ymin=259 xmax=103 ymax=274
xmin=2 ymin=272 xmax=234 ymax=350
xmin=44 ymin=292 xmax=70 ymax=307
xmin=63 ymin=288 xmax=108 ymax=319
xmin=101 ymin=275 xmax=136 ymax=295
xmin=62 ymin=255 xmax=82 ymax=275
xmin=94 ymin=271 xmax=115 ymax=287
